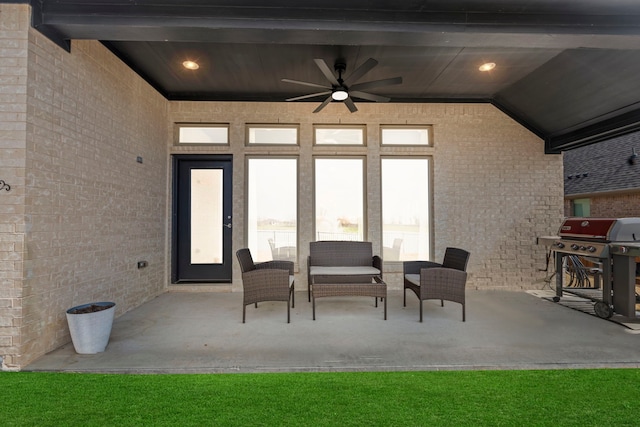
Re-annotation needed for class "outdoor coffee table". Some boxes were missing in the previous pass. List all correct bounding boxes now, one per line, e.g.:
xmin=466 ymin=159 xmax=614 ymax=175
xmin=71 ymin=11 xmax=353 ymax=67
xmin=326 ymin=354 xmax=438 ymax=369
xmin=311 ymin=276 xmax=387 ymax=320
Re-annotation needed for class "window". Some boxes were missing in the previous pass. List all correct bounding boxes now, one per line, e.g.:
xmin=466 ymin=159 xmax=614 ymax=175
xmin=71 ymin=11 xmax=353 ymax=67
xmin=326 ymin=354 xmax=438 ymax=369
xmin=381 ymin=126 xmax=431 ymax=146
xmin=315 ymin=126 xmax=365 ymax=145
xmin=572 ymin=198 xmax=590 ymax=217
xmin=247 ymin=158 xmax=297 ymax=262
xmin=177 ymin=125 xmax=229 ymax=144
xmin=314 ymin=158 xmax=364 ymax=241
xmin=247 ymin=125 xmax=298 ymax=145
xmin=381 ymin=158 xmax=431 ymax=261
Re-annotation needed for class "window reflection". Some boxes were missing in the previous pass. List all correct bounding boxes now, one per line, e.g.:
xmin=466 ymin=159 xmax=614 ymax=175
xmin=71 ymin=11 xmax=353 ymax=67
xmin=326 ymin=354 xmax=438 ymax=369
xmin=381 ymin=158 xmax=430 ymax=260
xmin=315 ymin=158 xmax=364 ymax=241
xmin=248 ymin=158 xmax=298 ymax=261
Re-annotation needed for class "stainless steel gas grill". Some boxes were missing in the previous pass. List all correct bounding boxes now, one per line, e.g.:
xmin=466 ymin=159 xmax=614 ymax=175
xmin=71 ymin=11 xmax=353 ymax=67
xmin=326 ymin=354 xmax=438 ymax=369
xmin=538 ymin=218 xmax=640 ymax=319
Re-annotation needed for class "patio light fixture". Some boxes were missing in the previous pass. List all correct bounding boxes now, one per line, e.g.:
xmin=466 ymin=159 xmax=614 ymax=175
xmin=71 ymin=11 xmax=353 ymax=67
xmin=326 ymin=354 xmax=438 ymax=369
xmin=332 ymin=89 xmax=348 ymax=101
xmin=182 ymin=60 xmax=200 ymax=70
xmin=479 ymin=62 xmax=496 ymax=72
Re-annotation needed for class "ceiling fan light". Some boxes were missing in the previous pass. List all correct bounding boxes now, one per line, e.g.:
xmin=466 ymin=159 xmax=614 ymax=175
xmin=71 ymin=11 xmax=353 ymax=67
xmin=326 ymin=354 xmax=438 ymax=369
xmin=332 ymin=89 xmax=348 ymax=101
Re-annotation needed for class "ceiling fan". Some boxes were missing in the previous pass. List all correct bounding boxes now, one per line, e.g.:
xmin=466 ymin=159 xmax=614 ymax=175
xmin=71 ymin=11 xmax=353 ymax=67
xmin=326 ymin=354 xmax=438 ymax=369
xmin=282 ymin=58 xmax=403 ymax=113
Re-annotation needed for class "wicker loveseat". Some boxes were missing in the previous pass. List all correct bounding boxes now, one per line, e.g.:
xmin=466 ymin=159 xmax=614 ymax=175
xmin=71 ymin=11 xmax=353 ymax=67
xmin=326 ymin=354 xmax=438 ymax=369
xmin=307 ymin=241 xmax=386 ymax=319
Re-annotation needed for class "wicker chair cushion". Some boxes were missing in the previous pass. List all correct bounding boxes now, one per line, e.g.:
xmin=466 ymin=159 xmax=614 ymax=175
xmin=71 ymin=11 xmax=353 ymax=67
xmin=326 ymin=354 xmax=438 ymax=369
xmin=405 ymin=274 xmax=420 ymax=286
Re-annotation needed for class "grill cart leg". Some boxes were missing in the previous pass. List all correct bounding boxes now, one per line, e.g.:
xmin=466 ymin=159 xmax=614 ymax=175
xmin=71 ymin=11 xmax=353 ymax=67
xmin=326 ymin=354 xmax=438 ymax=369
xmin=611 ymin=254 xmax=637 ymax=318
xmin=553 ymin=251 xmax=563 ymax=302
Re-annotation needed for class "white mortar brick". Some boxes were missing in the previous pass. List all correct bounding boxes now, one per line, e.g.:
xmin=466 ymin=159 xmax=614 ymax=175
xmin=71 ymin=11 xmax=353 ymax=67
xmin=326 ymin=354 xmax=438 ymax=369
xmin=0 ymin=3 xmax=28 ymax=370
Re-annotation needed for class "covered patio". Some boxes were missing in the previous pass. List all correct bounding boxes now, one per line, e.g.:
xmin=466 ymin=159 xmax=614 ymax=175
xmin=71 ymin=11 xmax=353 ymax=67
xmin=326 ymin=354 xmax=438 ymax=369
xmin=5 ymin=1 xmax=640 ymax=370
xmin=25 ymin=290 xmax=640 ymax=373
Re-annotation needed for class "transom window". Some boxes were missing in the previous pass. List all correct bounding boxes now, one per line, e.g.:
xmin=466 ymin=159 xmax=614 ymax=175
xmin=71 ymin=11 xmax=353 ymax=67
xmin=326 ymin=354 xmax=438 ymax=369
xmin=177 ymin=124 xmax=229 ymax=144
xmin=381 ymin=125 xmax=431 ymax=146
xmin=314 ymin=125 xmax=365 ymax=145
xmin=247 ymin=125 xmax=298 ymax=145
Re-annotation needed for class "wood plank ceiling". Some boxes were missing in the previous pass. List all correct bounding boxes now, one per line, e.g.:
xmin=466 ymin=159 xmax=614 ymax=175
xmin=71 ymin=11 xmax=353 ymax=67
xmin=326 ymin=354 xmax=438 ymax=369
xmin=23 ymin=0 xmax=640 ymax=152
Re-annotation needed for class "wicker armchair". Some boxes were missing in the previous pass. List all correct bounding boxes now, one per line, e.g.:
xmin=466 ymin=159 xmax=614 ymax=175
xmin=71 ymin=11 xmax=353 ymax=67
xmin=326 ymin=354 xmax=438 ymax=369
xmin=403 ymin=247 xmax=470 ymax=322
xmin=236 ymin=248 xmax=295 ymax=323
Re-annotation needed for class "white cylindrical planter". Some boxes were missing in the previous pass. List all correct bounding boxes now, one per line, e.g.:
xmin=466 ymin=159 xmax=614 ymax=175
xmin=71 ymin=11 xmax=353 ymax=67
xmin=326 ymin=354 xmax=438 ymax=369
xmin=66 ymin=302 xmax=116 ymax=354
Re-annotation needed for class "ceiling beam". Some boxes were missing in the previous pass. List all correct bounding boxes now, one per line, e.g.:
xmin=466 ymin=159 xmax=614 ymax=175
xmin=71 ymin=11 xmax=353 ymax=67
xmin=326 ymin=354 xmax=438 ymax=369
xmin=30 ymin=0 xmax=640 ymax=48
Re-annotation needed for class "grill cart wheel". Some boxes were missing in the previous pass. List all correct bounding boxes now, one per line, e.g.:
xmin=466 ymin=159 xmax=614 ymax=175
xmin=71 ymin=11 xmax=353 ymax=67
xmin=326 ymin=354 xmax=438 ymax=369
xmin=594 ymin=301 xmax=614 ymax=319
xmin=552 ymin=296 xmax=560 ymax=303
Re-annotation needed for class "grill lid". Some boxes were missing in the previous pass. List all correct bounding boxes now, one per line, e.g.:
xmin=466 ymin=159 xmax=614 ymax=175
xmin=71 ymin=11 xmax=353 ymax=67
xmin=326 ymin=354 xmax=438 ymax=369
xmin=559 ymin=217 xmax=640 ymax=242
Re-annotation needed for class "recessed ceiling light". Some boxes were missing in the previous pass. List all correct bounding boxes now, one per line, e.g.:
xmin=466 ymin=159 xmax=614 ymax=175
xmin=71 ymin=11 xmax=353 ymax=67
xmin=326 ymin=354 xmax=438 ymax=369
xmin=479 ymin=62 xmax=496 ymax=72
xmin=183 ymin=60 xmax=200 ymax=70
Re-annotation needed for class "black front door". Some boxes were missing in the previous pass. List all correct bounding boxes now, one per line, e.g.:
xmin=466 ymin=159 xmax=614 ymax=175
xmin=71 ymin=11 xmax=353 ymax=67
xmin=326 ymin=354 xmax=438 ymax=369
xmin=172 ymin=155 xmax=233 ymax=283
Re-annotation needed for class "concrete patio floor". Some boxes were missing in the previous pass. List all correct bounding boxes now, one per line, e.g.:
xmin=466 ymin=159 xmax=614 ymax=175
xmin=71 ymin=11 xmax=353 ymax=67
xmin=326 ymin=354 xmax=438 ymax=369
xmin=25 ymin=290 xmax=640 ymax=373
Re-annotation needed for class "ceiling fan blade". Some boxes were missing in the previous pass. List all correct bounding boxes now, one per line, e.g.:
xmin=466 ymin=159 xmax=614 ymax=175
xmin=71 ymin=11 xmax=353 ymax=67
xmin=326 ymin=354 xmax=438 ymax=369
xmin=313 ymin=59 xmax=340 ymax=86
xmin=349 ymin=76 xmax=403 ymax=92
xmin=349 ymin=91 xmax=390 ymax=103
xmin=344 ymin=58 xmax=378 ymax=86
xmin=313 ymin=95 xmax=333 ymax=113
xmin=344 ymin=97 xmax=358 ymax=113
xmin=281 ymin=78 xmax=331 ymax=90
xmin=286 ymin=91 xmax=332 ymax=101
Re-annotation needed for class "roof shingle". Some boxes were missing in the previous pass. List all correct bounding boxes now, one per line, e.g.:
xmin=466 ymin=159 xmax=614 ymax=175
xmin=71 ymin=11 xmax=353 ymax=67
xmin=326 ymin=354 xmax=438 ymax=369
xmin=564 ymin=132 xmax=640 ymax=196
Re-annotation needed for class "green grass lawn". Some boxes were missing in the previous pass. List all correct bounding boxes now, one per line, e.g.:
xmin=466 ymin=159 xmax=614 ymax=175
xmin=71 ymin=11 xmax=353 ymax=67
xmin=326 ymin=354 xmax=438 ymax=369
xmin=3 ymin=369 xmax=640 ymax=426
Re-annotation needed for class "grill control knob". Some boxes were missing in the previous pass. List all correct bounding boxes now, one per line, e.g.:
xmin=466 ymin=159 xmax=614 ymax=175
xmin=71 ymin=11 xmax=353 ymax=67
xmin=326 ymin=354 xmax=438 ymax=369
xmin=571 ymin=244 xmax=579 ymax=250
xmin=587 ymin=246 xmax=596 ymax=253
xmin=555 ymin=242 xmax=565 ymax=249
xmin=618 ymin=246 xmax=628 ymax=254
xmin=579 ymin=246 xmax=587 ymax=251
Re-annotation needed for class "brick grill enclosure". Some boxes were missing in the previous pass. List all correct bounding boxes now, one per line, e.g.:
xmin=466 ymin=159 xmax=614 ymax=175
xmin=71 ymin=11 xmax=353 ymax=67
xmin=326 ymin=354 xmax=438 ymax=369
xmin=0 ymin=4 xmax=564 ymax=369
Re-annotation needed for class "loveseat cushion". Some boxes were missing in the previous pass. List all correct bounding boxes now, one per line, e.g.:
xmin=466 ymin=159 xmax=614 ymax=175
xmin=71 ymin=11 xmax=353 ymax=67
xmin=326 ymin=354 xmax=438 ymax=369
xmin=310 ymin=266 xmax=381 ymax=276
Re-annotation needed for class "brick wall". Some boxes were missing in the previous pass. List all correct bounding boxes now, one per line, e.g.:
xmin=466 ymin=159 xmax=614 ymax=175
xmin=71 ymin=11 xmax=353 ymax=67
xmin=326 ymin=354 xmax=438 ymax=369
xmin=168 ymin=101 xmax=564 ymax=293
xmin=0 ymin=3 xmax=29 ymax=370
xmin=591 ymin=193 xmax=640 ymax=217
xmin=0 ymin=3 xmax=169 ymax=368
xmin=565 ymin=191 xmax=640 ymax=218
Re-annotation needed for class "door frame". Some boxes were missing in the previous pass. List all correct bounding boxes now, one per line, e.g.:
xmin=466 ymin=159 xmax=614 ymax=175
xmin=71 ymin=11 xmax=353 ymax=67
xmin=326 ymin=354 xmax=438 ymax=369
xmin=171 ymin=154 xmax=233 ymax=283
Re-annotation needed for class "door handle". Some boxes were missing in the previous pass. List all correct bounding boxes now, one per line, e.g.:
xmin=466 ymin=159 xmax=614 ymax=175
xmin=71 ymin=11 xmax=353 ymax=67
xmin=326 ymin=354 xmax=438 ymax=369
xmin=224 ymin=223 xmax=232 ymax=229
